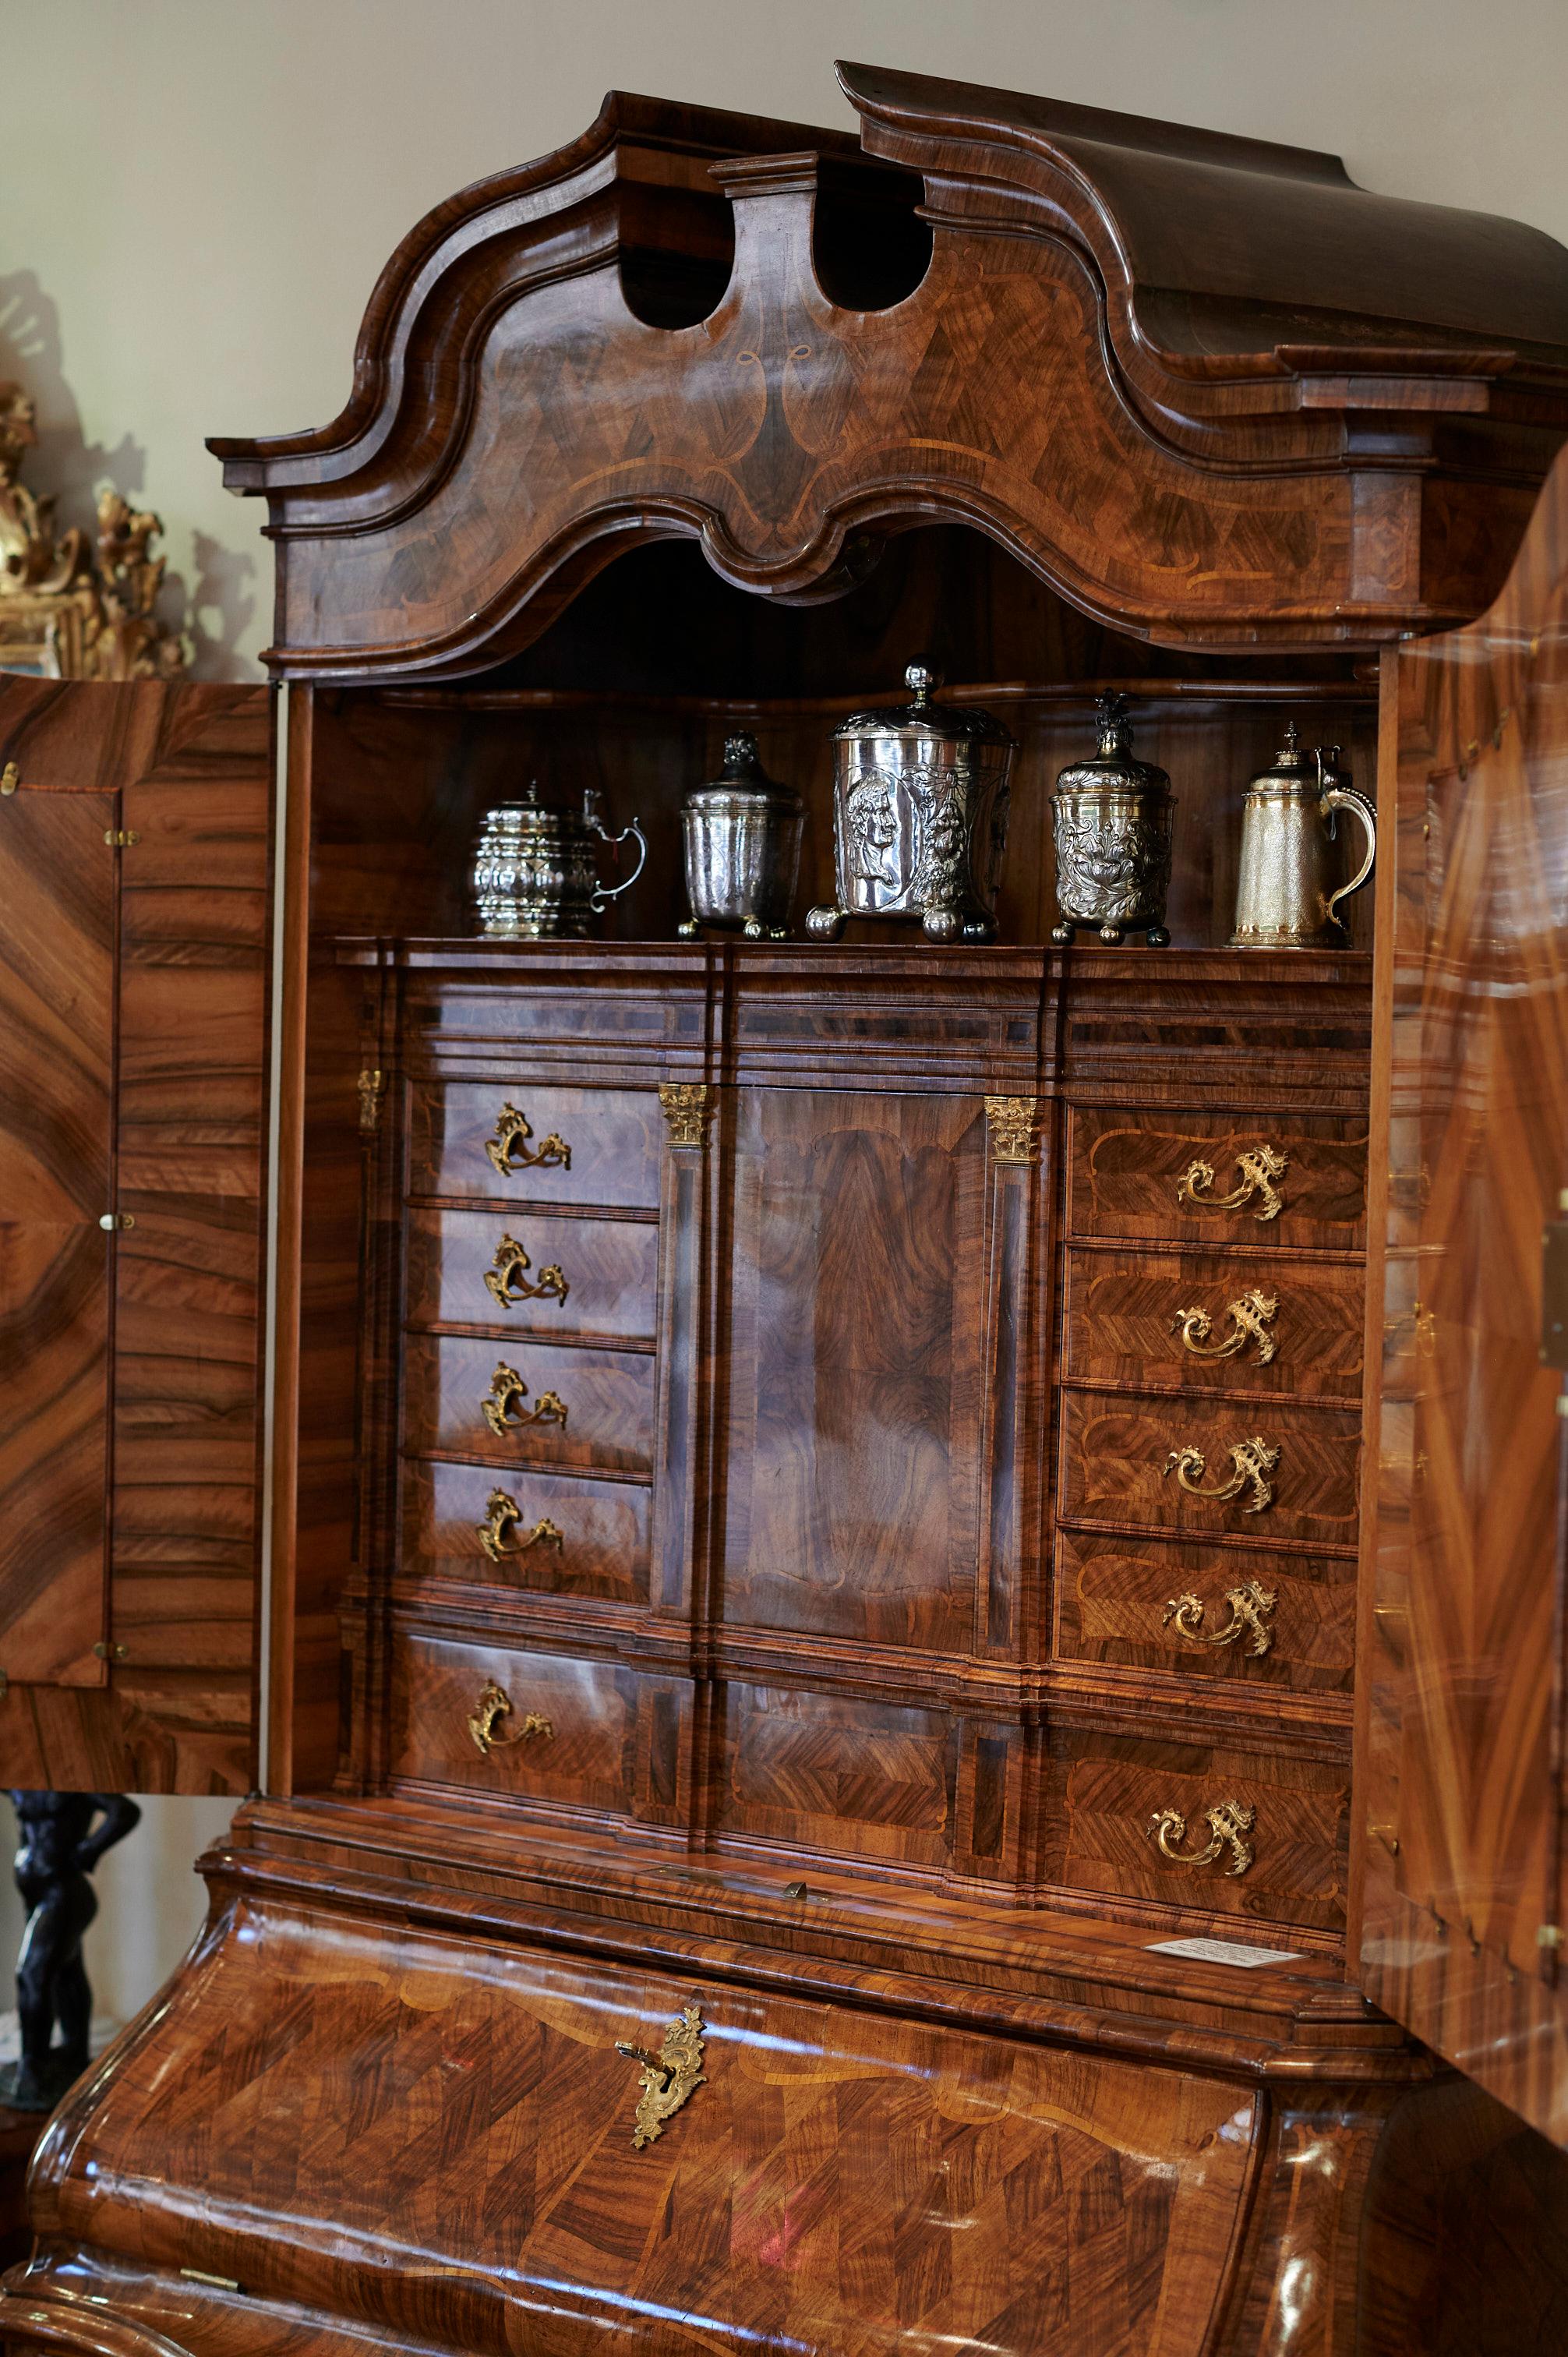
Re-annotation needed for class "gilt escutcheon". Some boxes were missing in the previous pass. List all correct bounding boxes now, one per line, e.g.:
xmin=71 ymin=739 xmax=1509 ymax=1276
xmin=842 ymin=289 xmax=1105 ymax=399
xmin=615 ymin=2005 xmax=708 ymax=2149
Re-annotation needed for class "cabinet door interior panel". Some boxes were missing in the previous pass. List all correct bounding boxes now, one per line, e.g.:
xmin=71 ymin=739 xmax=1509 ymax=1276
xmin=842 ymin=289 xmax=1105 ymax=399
xmin=0 ymin=785 xmax=115 ymax=1684
xmin=409 ymin=1080 xmax=662 ymax=1209
xmin=1069 ymin=1108 xmax=1368 ymax=1252
xmin=400 ymin=1457 xmax=649 ymax=1603
xmin=720 ymin=1087 xmax=986 ymax=1651
xmin=404 ymin=1207 xmax=659 ymax=1342
xmin=401 ymin=1331 xmax=656 ymax=1472
xmin=715 ymin=1680 xmax=959 ymax=1868
xmin=1063 ymin=1245 xmax=1366 ymax=1402
xmin=1054 ymin=1528 xmax=1358 ymax=1693
xmin=1060 ymin=1390 xmax=1362 ymax=1551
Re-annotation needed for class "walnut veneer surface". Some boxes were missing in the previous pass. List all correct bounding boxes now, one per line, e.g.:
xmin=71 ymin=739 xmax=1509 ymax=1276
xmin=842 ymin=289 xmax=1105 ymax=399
xmin=8 ymin=53 xmax=1568 ymax=2357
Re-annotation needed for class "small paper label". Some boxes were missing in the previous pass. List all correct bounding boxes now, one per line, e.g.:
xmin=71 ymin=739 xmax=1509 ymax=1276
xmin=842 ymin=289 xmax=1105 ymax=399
xmin=1145 ymin=1936 xmax=1302 ymax=1970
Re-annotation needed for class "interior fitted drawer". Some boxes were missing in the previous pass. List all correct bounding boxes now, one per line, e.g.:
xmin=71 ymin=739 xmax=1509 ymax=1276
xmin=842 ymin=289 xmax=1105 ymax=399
xmin=1063 ymin=1246 xmax=1365 ymax=1402
xmin=1040 ymin=1736 xmax=1349 ymax=1935
xmin=1054 ymin=1528 xmax=1356 ymax=1694
xmin=390 ymin=1631 xmax=677 ymax=1821
xmin=714 ymin=1681 xmax=957 ymax=1871
xmin=402 ymin=1332 xmax=655 ymax=1473
xmin=1059 ymin=1390 xmax=1361 ymax=1550
xmin=401 ymin=1458 xmax=648 ymax=1604
xmin=1068 ymin=1108 xmax=1367 ymax=1251
xmin=69 ymin=1903 xmax=1265 ymax=2357
xmin=405 ymin=1207 xmax=659 ymax=1342
xmin=409 ymin=1080 xmax=662 ymax=1209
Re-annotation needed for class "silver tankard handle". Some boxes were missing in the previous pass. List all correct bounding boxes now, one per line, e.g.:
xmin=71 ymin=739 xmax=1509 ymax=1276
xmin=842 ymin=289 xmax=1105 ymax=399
xmin=584 ymin=793 xmax=648 ymax=912
xmin=1315 ymin=754 xmax=1376 ymax=931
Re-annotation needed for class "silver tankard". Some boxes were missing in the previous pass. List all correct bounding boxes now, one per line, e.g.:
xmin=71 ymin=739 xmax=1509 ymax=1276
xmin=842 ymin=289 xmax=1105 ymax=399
xmin=678 ymin=730 xmax=804 ymax=938
xmin=805 ymin=663 xmax=1015 ymax=943
xmin=1050 ymin=694 xmax=1174 ymax=946
xmin=1230 ymin=723 xmax=1376 ymax=948
xmin=471 ymin=783 xmax=647 ymax=939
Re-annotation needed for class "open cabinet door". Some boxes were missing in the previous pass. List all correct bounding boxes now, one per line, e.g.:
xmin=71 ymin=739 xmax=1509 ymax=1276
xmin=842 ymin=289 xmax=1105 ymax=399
xmin=1357 ymin=444 xmax=1568 ymax=2144
xmin=0 ymin=678 xmax=269 ymax=1793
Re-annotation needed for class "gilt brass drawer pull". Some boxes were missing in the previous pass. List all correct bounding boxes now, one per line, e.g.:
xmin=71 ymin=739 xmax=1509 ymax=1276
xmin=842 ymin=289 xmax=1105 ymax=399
xmin=477 ymin=1489 xmax=565 ymax=1563
xmin=1172 ymin=1288 xmax=1278 ymax=1364
xmin=1164 ymin=1435 xmax=1279 ymax=1514
xmin=1150 ymin=1800 xmax=1255 ymax=1877
xmin=1163 ymin=1579 xmax=1277 ymax=1656
xmin=484 ymin=1232 xmax=569 ymax=1309
xmin=485 ymin=1101 xmax=571 ymax=1177
xmin=1177 ymin=1144 xmax=1287 ymax=1223
xmin=482 ymin=1362 xmax=569 ymax=1437
xmin=615 ymin=2005 xmax=707 ymax=2149
xmin=467 ymin=1678 xmax=554 ymax=1756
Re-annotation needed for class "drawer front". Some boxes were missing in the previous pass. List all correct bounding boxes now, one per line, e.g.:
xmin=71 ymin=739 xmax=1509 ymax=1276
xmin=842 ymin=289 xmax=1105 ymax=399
xmin=1054 ymin=1528 xmax=1356 ymax=1694
xmin=1063 ymin=1246 xmax=1365 ymax=1402
xmin=1069 ymin=1109 xmax=1367 ymax=1250
xmin=402 ymin=1333 xmax=655 ymax=1473
xmin=1043 ymin=1742 xmax=1348 ymax=1934
xmin=390 ymin=1632 xmax=669 ymax=1819
xmin=401 ymin=1458 xmax=648 ymax=1603
xmin=715 ymin=1682 xmax=958 ymax=1871
xmin=409 ymin=1080 xmax=662 ymax=1209
xmin=405 ymin=1207 xmax=659 ymax=1342
xmin=1059 ymin=1390 xmax=1361 ymax=1550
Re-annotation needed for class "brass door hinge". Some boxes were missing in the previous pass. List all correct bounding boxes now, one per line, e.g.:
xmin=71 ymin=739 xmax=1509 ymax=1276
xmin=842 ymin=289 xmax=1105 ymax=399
xmin=357 ymin=1068 xmax=385 ymax=1133
xmin=1 ymin=763 xmax=18 ymax=795
xmin=104 ymin=827 xmax=139 ymax=848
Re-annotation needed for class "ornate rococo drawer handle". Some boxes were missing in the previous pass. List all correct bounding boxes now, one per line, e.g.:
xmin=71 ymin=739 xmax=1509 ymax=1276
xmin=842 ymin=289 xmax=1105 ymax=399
xmin=1176 ymin=1144 xmax=1288 ymax=1223
xmin=615 ymin=2005 xmax=707 ymax=2149
xmin=1164 ymin=1435 xmax=1279 ymax=1514
xmin=482 ymin=1362 xmax=569 ymax=1437
xmin=476 ymin=1489 xmax=565 ymax=1563
xmin=1172 ymin=1288 xmax=1279 ymax=1364
xmin=484 ymin=1233 xmax=570 ymax=1309
xmin=467 ymin=1680 xmax=554 ymax=1757
xmin=485 ymin=1102 xmax=571 ymax=1176
xmin=1150 ymin=1800 xmax=1255 ymax=1877
xmin=1163 ymin=1578 xmax=1277 ymax=1656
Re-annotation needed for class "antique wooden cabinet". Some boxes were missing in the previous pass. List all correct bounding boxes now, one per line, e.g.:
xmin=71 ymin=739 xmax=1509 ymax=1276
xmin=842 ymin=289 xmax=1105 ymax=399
xmin=5 ymin=58 xmax=1568 ymax=2357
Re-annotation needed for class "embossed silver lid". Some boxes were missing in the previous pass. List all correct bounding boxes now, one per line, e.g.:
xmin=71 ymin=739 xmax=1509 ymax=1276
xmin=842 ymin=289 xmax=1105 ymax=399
xmin=1053 ymin=693 xmax=1171 ymax=800
xmin=832 ymin=662 xmax=1016 ymax=748
xmin=683 ymin=730 xmax=803 ymax=815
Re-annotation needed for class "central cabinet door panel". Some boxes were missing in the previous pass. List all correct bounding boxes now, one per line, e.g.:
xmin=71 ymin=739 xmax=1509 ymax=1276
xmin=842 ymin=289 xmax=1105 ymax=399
xmin=44 ymin=1891 xmax=1262 ymax=2357
xmin=721 ymin=1090 xmax=985 ymax=1649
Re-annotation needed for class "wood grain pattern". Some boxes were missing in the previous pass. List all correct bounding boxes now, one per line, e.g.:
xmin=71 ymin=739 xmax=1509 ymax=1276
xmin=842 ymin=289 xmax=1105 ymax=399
xmin=1063 ymin=1244 xmax=1365 ymax=1402
xmin=1354 ymin=439 xmax=1568 ymax=2143
xmin=408 ymin=1079 xmax=662 ymax=1209
xmin=1059 ymin=1390 xmax=1362 ymax=1551
xmin=401 ymin=1331 xmax=656 ymax=1471
xmin=399 ymin=1458 xmax=648 ymax=1604
xmin=1069 ymin=1108 xmax=1368 ymax=1250
xmin=210 ymin=76 xmax=1568 ymax=674
xmin=403 ymin=1206 xmax=658 ymax=1341
xmin=1054 ymin=1528 xmax=1357 ymax=1694
xmin=719 ymin=1085 xmax=985 ymax=1652
xmin=0 ymin=680 xmax=267 ymax=1776
xmin=0 ymin=780 xmax=112 ymax=1686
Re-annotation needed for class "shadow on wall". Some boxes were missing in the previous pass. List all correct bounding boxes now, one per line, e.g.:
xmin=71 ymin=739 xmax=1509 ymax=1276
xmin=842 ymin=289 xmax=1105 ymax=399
xmin=0 ymin=269 xmax=256 ymax=681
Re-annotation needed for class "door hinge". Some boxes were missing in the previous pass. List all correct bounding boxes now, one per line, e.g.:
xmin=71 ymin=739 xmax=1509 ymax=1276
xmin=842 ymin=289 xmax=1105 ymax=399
xmin=358 ymin=1068 xmax=386 ymax=1133
xmin=104 ymin=827 xmax=139 ymax=848
xmin=98 ymin=1212 xmax=135 ymax=1232
xmin=1 ymin=763 xmax=18 ymax=795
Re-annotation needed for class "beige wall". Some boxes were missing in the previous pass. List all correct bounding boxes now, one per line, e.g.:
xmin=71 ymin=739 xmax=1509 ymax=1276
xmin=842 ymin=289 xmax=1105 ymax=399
xmin=0 ymin=0 xmax=1563 ymax=2023
xmin=4 ymin=0 xmax=1568 ymax=680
